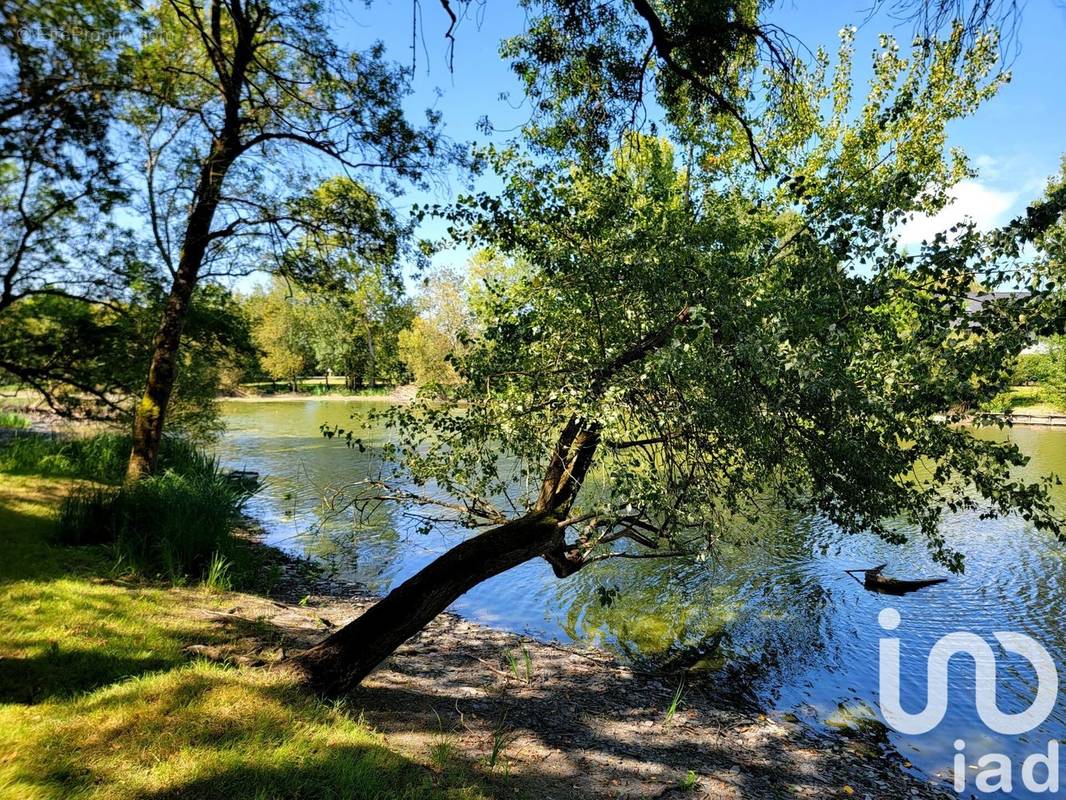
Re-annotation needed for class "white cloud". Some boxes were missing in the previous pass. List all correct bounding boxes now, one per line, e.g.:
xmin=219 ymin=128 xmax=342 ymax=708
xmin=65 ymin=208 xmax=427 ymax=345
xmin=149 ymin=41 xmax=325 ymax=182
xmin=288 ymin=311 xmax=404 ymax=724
xmin=973 ymin=154 xmax=1000 ymax=180
xmin=896 ymin=180 xmax=1017 ymax=249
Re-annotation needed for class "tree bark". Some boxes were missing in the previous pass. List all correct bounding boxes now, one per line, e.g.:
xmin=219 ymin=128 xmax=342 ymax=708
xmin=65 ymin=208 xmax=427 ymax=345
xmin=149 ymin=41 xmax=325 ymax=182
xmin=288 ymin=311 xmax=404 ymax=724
xmin=126 ymin=143 xmax=236 ymax=479
xmin=288 ymin=512 xmax=563 ymax=695
xmin=286 ymin=309 xmax=691 ymax=693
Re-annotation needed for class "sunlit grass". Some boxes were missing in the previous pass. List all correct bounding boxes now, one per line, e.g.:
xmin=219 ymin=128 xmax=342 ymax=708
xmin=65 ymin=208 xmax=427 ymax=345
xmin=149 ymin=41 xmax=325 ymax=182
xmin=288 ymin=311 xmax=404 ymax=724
xmin=0 ymin=662 xmax=488 ymax=800
xmin=0 ymin=412 xmax=28 ymax=429
xmin=0 ymin=475 xmax=492 ymax=800
xmin=984 ymin=385 xmax=1066 ymax=416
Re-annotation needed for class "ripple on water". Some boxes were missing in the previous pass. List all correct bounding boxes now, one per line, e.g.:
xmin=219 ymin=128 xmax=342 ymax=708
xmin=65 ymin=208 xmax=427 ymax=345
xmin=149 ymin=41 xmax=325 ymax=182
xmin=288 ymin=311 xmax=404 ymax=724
xmin=214 ymin=401 xmax=1066 ymax=799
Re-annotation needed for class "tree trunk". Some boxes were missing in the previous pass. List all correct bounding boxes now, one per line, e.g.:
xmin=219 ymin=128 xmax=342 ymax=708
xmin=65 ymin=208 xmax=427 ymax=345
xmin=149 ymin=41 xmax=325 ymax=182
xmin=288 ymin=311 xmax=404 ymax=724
xmin=126 ymin=143 xmax=236 ymax=479
xmin=285 ymin=311 xmax=690 ymax=694
xmin=288 ymin=417 xmax=602 ymax=695
xmin=125 ymin=5 xmax=257 ymax=480
xmin=288 ymin=512 xmax=563 ymax=695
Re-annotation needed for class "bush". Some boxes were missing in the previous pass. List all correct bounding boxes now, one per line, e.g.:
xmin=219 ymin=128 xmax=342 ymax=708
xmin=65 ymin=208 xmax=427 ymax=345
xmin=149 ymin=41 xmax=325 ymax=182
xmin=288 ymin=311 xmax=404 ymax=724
xmin=0 ymin=432 xmax=206 ymax=482
xmin=48 ymin=434 xmax=254 ymax=585
xmin=1010 ymin=353 xmax=1051 ymax=386
xmin=120 ymin=469 xmax=249 ymax=582
xmin=56 ymin=486 xmax=121 ymax=546
xmin=1046 ymin=337 xmax=1066 ymax=408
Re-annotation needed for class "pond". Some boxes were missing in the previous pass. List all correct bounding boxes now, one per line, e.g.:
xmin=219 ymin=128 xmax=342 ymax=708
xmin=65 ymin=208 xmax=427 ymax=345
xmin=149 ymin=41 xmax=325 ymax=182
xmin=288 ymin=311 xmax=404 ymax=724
xmin=215 ymin=399 xmax=1066 ymax=798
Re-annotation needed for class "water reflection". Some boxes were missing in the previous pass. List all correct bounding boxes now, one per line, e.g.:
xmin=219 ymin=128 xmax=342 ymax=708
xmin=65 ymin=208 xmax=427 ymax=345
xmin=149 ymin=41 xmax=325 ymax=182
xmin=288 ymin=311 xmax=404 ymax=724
xmin=215 ymin=400 xmax=1066 ymax=798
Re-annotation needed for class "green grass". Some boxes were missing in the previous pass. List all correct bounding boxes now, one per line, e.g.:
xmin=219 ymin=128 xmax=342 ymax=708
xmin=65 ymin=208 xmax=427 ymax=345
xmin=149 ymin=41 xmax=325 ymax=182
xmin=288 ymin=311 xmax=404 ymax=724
xmin=57 ymin=465 xmax=251 ymax=584
xmin=0 ymin=432 xmax=258 ymax=586
xmin=663 ymin=678 xmax=685 ymax=725
xmin=0 ymin=432 xmax=214 ymax=483
xmin=236 ymin=378 xmax=399 ymax=397
xmin=0 ymin=412 xmax=28 ymax=429
xmin=983 ymin=385 xmax=1066 ymax=416
xmin=0 ymin=475 xmax=493 ymax=800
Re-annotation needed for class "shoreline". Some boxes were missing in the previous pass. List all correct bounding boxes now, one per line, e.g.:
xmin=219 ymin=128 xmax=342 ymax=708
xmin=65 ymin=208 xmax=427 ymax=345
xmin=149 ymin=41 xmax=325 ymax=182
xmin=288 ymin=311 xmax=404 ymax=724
xmin=233 ymin=516 xmax=955 ymax=799
xmin=220 ymin=385 xmax=416 ymax=404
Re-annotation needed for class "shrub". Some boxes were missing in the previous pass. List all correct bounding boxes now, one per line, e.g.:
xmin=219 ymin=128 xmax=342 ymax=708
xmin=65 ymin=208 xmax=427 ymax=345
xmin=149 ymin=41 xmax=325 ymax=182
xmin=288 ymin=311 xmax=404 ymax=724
xmin=1010 ymin=352 xmax=1051 ymax=386
xmin=1046 ymin=337 xmax=1066 ymax=408
xmin=0 ymin=432 xmax=207 ymax=482
xmin=56 ymin=486 xmax=121 ymax=546
xmin=49 ymin=434 xmax=254 ymax=585
xmin=114 ymin=467 xmax=249 ymax=582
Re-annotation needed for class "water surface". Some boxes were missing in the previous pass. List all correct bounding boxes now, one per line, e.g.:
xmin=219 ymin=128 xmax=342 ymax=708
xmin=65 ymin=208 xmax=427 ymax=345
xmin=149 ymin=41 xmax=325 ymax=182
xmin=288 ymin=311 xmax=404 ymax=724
xmin=215 ymin=399 xmax=1066 ymax=797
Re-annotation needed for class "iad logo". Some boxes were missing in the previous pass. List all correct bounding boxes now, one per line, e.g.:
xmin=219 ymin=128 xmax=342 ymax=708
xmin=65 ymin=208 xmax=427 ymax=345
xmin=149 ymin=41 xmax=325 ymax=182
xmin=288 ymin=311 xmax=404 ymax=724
xmin=877 ymin=608 xmax=1061 ymax=794
xmin=877 ymin=608 xmax=1058 ymax=735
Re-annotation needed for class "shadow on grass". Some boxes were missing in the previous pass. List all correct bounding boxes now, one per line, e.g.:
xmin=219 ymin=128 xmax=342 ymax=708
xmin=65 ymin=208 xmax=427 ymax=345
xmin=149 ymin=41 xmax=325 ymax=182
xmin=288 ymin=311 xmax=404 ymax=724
xmin=0 ymin=651 xmax=179 ymax=705
xmin=0 ymin=478 xmax=99 ymax=584
xmin=3 ymin=662 xmax=491 ymax=800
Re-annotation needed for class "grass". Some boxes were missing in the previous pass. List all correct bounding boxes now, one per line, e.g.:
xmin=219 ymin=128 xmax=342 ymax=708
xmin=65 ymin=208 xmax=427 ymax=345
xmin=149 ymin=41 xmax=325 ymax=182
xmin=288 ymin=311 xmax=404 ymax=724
xmin=485 ymin=714 xmax=514 ymax=771
xmin=203 ymin=551 xmax=234 ymax=592
xmin=0 ymin=412 xmax=28 ymax=429
xmin=502 ymin=647 xmax=533 ymax=685
xmin=0 ymin=431 xmax=187 ymax=482
xmin=57 ymin=464 xmax=251 ymax=584
xmin=663 ymin=678 xmax=685 ymax=725
xmin=0 ymin=431 xmax=261 ymax=586
xmin=983 ymin=385 xmax=1066 ymax=416
xmin=678 ymin=771 xmax=699 ymax=791
xmin=0 ymin=474 xmax=494 ymax=800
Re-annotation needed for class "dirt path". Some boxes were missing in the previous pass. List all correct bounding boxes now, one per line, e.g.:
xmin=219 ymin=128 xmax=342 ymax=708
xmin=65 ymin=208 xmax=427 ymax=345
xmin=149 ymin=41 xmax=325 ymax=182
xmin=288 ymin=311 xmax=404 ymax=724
xmin=188 ymin=544 xmax=952 ymax=800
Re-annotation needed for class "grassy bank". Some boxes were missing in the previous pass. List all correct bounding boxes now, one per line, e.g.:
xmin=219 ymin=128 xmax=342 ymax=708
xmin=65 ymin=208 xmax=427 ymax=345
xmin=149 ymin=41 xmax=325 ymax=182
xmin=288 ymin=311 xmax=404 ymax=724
xmin=984 ymin=384 xmax=1066 ymax=416
xmin=235 ymin=377 xmax=399 ymax=397
xmin=0 ymin=433 xmax=256 ymax=586
xmin=0 ymin=473 xmax=493 ymax=799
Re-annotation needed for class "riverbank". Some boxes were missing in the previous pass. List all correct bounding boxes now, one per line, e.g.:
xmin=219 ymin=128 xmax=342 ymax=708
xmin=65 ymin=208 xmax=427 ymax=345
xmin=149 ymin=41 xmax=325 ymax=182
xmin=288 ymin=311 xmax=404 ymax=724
xmin=252 ymin=590 xmax=955 ymax=799
xmin=236 ymin=519 xmax=956 ymax=798
xmin=0 ymin=472 xmax=955 ymax=799
xmin=221 ymin=384 xmax=416 ymax=404
xmin=0 ymin=475 xmax=496 ymax=800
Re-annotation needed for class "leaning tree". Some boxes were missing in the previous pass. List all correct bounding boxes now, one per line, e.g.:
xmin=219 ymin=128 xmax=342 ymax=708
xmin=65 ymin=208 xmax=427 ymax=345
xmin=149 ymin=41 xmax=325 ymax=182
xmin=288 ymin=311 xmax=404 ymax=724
xmin=291 ymin=23 xmax=1066 ymax=693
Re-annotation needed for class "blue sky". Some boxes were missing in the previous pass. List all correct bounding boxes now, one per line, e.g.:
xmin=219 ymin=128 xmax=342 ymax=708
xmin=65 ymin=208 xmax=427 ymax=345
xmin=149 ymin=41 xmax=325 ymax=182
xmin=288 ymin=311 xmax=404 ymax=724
xmin=329 ymin=1 xmax=1066 ymax=276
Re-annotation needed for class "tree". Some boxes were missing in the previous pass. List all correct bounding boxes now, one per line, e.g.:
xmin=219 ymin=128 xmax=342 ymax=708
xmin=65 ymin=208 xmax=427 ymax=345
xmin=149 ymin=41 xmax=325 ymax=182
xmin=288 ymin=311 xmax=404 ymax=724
xmin=290 ymin=25 xmax=1066 ymax=693
xmin=0 ymin=277 xmax=253 ymax=437
xmin=397 ymin=266 xmax=472 ymax=386
xmin=165 ymin=283 xmax=255 ymax=439
xmin=0 ymin=0 xmax=130 ymax=316
xmin=1010 ymin=352 xmax=1050 ymax=387
xmin=246 ymin=279 xmax=312 ymax=392
xmin=282 ymin=176 xmax=416 ymax=388
xmin=123 ymin=0 xmax=448 ymax=478
xmin=282 ymin=288 xmax=412 ymax=391
xmin=0 ymin=1 xmax=139 ymax=413
xmin=1031 ymin=161 xmax=1066 ymax=406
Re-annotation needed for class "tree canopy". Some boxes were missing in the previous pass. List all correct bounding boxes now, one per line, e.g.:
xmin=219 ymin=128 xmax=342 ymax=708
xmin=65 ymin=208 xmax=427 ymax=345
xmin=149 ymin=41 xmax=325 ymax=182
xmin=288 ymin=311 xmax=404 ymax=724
xmin=354 ymin=24 xmax=1063 ymax=575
